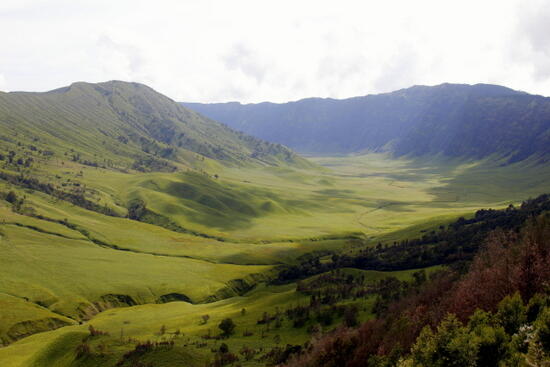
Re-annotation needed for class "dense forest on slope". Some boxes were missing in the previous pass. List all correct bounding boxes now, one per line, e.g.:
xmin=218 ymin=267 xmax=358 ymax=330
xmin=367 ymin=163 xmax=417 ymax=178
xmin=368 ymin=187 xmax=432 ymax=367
xmin=281 ymin=209 xmax=550 ymax=367
xmin=184 ymin=83 xmax=550 ymax=162
xmin=0 ymin=81 xmax=306 ymax=170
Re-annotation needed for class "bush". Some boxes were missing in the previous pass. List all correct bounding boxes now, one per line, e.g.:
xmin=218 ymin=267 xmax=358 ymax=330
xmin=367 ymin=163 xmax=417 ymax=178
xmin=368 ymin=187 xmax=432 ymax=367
xmin=218 ymin=318 xmax=236 ymax=337
xmin=5 ymin=191 xmax=17 ymax=204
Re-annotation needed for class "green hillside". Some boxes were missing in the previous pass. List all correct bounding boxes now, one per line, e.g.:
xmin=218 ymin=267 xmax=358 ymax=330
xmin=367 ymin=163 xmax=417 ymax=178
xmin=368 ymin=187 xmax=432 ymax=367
xmin=0 ymin=81 xmax=549 ymax=367
xmin=0 ymin=81 xmax=307 ymax=170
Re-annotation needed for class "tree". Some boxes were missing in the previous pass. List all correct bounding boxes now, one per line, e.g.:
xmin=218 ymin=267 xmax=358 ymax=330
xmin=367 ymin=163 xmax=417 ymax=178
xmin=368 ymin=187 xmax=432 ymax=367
xmin=219 ymin=343 xmax=229 ymax=353
xmin=411 ymin=314 xmax=478 ymax=367
xmin=239 ymin=345 xmax=256 ymax=361
xmin=127 ymin=199 xmax=147 ymax=220
xmin=534 ymin=307 xmax=550 ymax=352
xmin=219 ymin=318 xmax=236 ymax=337
xmin=526 ymin=293 xmax=548 ymax=323
xmin=468 ymin=310 xmax=508 ymax=367
xmin=496 ymin=293 xmax=526 ymax=335
xmin=5 ymin=191 xmax=17 ymax=204
xmin=344 ymin=305 xmax=359 ymax=327
xmin=413 ymin=269 xmax=427 ymax=286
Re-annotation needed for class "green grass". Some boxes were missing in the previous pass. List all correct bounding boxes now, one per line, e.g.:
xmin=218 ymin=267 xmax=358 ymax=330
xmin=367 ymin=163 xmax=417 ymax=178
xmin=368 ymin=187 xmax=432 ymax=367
xmin=103 ymin=153 xmax=550 ymax=241
xmin=209 ymin=153 xmax=550 ymax=240
xmin=0 ymin=283 xmax=308 ymax=367
xmin=0 ymin=220 xmax=271 ymax=313
xmin=0 ymin=293 xmax=75 ymax=346
xmin=0 ymin=265 xmax=440 ymax=367
xmin=2 ymin=80 xmax=549 ymax=366
xmin=0 ymin=81 xmax=307 ymax=170
xmin=8 ymin=150 xmax=548 ymax=243
xmin=0 ymin=186 xmax=353 ymax=265
xmin=1 ymin=151 xmax=549 ymax=366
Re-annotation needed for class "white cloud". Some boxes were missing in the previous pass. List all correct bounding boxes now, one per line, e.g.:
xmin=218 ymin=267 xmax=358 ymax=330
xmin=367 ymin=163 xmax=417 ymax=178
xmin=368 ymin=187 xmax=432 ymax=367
xmin=515 ymin=0 xmax=550 ymax=83
xmin=0 ymin=0 xmax=549 ymax=102
xmin=0 ymin=74 xmax=7 ymax=91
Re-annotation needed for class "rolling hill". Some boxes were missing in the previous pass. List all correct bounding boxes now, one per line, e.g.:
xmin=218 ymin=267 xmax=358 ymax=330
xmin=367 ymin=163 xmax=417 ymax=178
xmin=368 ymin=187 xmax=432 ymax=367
xmin=0 ymin=80 xmax=307 ymax=170
xmin=0 ymin=80 xmax=548 ymax=367
xmin=183 ymin=83 xmax=550 ymax=162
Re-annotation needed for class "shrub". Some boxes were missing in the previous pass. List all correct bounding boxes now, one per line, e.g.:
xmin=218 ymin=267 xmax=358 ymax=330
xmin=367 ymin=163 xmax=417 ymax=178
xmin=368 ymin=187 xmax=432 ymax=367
xmin=218 ymin=318 xmax=236 ymax=337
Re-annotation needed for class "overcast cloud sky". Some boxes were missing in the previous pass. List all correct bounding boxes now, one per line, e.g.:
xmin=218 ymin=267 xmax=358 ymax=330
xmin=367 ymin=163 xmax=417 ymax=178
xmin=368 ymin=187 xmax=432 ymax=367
xmin=1 ymin=0 xmax=549 ymax=102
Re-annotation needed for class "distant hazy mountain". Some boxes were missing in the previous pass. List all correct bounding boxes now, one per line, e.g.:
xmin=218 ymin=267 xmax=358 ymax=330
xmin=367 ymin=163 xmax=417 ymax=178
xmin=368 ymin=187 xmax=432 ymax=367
xmin=183 ymin=83 xmax=550 ymax=162
xmin=0 ymin=81 xmax=306 ymax=169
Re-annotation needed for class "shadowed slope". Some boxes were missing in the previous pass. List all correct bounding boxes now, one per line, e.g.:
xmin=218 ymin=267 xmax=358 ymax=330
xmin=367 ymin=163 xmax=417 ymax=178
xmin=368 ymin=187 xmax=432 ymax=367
xmin=184 ymin=83 xmax=550 ymax=162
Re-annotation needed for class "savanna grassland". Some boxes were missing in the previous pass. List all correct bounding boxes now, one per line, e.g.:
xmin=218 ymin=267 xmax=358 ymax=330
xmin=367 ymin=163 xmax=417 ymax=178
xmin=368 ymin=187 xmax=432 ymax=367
xmin=1 ymin=147 xmax=548 ymax=367
xmin=0 ymin=81 xmax=549 ymax=367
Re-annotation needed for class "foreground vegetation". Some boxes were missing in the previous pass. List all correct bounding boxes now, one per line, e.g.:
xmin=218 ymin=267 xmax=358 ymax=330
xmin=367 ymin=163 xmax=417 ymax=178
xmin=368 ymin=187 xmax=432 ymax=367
xmin=284 ymin=213 xmax=550 ymax=367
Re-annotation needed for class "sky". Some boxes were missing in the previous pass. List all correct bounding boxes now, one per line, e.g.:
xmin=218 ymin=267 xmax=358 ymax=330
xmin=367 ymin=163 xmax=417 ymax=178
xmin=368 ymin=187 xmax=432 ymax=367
xmin=0 ymin=0 xmax=549 ymax=103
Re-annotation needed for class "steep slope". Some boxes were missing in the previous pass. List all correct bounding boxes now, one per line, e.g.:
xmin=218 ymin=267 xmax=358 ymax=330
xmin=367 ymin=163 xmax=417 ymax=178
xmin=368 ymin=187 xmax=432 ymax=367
xmin=183 ymin=83 xmax=550 ymax=162
xmin=0 ymin=81 xmax=306 ymax=170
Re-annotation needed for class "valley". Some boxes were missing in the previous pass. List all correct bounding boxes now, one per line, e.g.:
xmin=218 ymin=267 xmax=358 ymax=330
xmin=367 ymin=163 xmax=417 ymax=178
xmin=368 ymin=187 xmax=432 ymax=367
xmin=1 ymin=150 xmax=548 ymax=366
xmin=3 ymin=2 xmax=550 ymax=365
xmin=0 ymin=81 xmax=548 ymax=367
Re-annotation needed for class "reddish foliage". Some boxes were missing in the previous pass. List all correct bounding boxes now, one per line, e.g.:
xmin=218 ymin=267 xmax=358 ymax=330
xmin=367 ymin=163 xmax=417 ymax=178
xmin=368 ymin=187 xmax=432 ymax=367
xmin=448 ymin=230 xmax=518 ymax=319
xmin=450 ymin=217 xmax=550 ymax=320
xmin=515 ymin=217 xmax=550 ymax=299
xmin=282 ymin=215 xmax=550 ymax=367
xmin=285 ymin=327 xmax=359 ymax=367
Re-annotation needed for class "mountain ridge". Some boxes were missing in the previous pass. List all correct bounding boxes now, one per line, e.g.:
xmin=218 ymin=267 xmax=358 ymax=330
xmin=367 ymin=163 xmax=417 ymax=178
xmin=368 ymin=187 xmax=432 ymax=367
xmin=195 ymin=83 xmax=527 ymax=106
xmin=0 ymin=80 xmax=309 ymax=170
xmin=183 ymin=83 xmax=550 ymax=162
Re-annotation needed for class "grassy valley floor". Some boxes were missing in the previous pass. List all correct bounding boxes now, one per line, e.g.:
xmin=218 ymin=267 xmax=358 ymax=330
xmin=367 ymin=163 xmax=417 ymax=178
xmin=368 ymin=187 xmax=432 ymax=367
xmin=0 ymin=153 xmax=549 ymax=366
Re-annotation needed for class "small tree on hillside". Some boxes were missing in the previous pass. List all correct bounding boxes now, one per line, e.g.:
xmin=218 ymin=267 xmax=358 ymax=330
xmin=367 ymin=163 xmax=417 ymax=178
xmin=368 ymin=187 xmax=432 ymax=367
xmin=5 ymin=191 xmax=17 ymax=204
xmin=219 ymin=318 xmax=236 ymax=337
xmin=127 ymin=199 xmax=147 ymax=220
xmin=344 ymin=305 xmax=359 ymax=327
